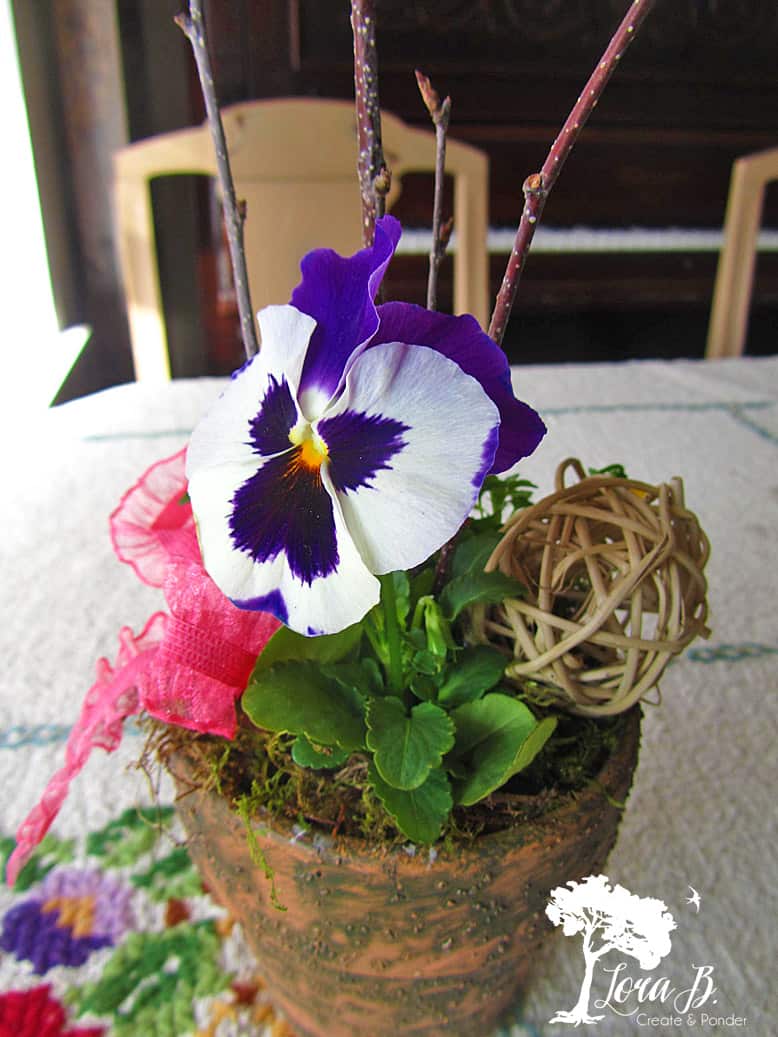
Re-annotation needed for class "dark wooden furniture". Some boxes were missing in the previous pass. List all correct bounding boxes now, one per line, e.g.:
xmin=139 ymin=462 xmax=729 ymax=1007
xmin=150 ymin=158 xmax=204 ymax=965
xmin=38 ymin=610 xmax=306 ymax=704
xmin=47 ymin=1 xmax=778 ymax=395
xmin=193 ymin=0 xmax=778 ymax=365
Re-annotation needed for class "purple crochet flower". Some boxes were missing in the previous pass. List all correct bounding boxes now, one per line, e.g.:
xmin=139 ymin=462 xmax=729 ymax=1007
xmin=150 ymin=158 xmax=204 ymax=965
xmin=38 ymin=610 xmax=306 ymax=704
xmin=187 ymin=215 xmax=545 ymax=636
xmin=1 ymin=868 xmax=134 ymax=974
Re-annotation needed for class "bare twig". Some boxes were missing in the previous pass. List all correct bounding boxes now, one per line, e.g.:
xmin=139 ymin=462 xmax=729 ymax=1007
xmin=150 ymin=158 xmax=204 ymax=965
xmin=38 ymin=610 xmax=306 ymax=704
xmin=488 ymin=0 xmax=656 ymax=346
xmin=350 ymin=0 xmax=388 ymax=246
xmin=415 ymin=69 xmax=452 ymax=312
xmin=176 ymin=1 xmax=259 ymax=359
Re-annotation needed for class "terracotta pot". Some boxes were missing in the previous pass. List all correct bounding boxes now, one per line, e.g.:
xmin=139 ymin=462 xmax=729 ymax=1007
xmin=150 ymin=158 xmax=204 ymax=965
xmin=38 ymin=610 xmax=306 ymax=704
xmin=171 ymin=708 xmax=641 ymax=1037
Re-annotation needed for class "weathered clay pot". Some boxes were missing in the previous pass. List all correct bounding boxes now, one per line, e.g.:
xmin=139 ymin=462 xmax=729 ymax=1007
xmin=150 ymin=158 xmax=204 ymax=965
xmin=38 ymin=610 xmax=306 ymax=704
xmin=171 ymin=708 xmax=641 ymax=1037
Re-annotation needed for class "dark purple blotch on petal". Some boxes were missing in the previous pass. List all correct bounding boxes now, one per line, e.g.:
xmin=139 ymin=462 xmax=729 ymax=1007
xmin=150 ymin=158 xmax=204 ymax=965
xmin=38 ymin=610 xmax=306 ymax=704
xmin=472 ymin=424 xmax=501 ymax=489
xmin=233 ymin=587 xmax=289 ymax=625
xmin=373 ymin=302 xmax=546 ymax=473
xmin=292 ymin=216 xmax=401 ymax=405
xmin=318 ymin=409 xmax=409 ymax=494
xmin=230 ymin=449 xmax=339 ymax=585
xmin=248 ymin=374 xmax=297 ymax=456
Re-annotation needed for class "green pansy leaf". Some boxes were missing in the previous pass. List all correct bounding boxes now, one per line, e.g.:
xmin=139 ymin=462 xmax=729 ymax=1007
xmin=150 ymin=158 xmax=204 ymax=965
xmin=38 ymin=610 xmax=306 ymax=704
xmin=366 ymin=698 xmax=454 ymax=790
xmin=390 ymin=570 xmax=411 ymax=624
xmin=250 ymin=621 xmax=363 ymax=677
xmin=243 ymin=660 xmax=366 ymax=750
xmin=440 ymin=569 xmax=525 ymax=620
xmin=359 ymin=656 xmax=385 ymax=696
xmin=409 ymin=566 xmax=436 ymax=612
xmin=510 ymin=715 xmax=558 ymax=773
xmin=411 ymin=649 xmax=439 ymax=676
xmin=410 ymin=673 xmax=438 ymax=702
xmin=449 ymin=529 xmax=502 ymax=580
xmin=368 ymin=762 xmax=452 ymax=844
xmin=291 ymin=734 xmax=350 ymax=769
xmin=449 ymin=693 xmax=549 ymax=806
xmin=437 ymin=645 xmax=507 ymax=708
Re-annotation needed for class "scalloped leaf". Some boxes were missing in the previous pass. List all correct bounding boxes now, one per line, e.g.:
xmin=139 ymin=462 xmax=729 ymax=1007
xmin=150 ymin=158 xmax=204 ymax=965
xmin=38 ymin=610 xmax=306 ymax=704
xmin=449 ymin=693 xmax=554 ymax=806
xmin=368 ymin=762 xmax=452 ymax=844
xmin=440 ymin=570 xmax=525 ymax=620
xmin=243 ymin=660 xmax=366 ymax=750
xmin=437 ymin=645 xmax=506 ymax=708
xmin=250 ymin=621 xmax=363 ymax=676
xmin=291 ymin=734 xmax=350 ymax=769
xmin=366 ymin=698 xmax=454 ymax=791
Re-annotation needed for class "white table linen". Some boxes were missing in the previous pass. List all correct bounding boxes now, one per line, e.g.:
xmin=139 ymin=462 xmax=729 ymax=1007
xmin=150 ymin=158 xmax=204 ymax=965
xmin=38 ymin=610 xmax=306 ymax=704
xmin=1 ymin=356 xmax=776 ymax=1035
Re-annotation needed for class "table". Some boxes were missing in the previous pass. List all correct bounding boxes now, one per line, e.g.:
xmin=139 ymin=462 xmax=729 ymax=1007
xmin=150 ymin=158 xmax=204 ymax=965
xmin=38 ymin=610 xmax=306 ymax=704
xmin=1 ymin=357 xmax=776 ymax=1035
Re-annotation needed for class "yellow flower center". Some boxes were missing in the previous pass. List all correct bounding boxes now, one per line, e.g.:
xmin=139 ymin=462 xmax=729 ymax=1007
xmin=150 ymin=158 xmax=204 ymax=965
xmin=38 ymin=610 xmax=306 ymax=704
xmin=289 ymin=422 xmax=329 ymax=469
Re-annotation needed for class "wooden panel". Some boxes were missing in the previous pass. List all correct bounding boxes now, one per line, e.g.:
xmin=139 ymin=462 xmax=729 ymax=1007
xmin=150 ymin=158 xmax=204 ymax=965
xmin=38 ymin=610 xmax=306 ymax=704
xmin=185 ymin=1 xmax=778 ymax=363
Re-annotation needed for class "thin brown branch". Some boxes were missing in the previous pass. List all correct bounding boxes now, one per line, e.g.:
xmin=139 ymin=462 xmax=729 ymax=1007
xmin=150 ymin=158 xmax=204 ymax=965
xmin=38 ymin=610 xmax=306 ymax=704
xmin=350 ymin=0 xmax=387 ymax=246
xmin=415 ymin=69 xmax=452 ymax=312
xmin=176 ymin=1 xmax=259 ymax=360
xmin=488 ymin=0 xmax=656 ymax=346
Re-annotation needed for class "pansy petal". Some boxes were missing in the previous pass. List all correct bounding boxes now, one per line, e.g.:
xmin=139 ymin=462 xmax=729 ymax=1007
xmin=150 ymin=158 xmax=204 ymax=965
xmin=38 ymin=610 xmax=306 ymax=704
xmin=291 ymin=215 xmax=402 ymax=417
xmin=256 ymin=304 xmax=317 ymax=401
xmin=373 ymin=301 xmax=546 ymax=472
xmin=187 ymin=308 xmax=315 ymax=478
xmin=319 ymin=341 xmax=500 ymax=574
xmin=188 ymin=460 xmax=379 ymax=636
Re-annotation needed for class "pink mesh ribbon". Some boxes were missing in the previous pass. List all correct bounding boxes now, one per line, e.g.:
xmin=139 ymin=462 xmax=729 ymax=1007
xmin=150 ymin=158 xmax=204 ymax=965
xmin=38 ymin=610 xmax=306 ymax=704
xmin=6 ymin=614 xmax=167 ymax=886
xmin=110 ymin=447 xmax=199 ymax=587
xmin=7 ymin=450 xmax=280 ymax=884
xmin=140 ymin=559 xmax=279 ymax=737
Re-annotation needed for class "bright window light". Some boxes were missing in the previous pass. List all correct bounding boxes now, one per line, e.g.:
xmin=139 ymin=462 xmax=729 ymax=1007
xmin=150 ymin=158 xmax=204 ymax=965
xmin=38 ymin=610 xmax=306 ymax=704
xmin=0 ymin=0 xmax=88 ymax=416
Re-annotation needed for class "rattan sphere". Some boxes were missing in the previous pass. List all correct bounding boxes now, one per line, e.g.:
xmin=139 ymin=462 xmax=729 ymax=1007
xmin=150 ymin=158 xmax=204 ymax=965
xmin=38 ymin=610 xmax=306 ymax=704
xmin=470 ymin=459 xmax=710 ymax=716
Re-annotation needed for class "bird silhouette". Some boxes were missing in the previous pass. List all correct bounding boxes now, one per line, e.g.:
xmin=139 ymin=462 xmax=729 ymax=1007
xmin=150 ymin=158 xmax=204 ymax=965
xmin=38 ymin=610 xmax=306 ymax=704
xmin=685 ymin=886 xmax=701 ymax=912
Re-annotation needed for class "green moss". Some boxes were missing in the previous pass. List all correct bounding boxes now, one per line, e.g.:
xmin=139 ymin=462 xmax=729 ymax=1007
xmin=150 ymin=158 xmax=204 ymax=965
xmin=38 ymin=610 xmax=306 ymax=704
xmin=155 ymin=700 xmax=628 ymax=851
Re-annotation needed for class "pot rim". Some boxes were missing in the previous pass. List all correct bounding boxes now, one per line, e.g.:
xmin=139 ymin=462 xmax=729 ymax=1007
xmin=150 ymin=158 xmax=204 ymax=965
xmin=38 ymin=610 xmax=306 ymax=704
xmin=169 ymin=705 xmax=641 ymax=863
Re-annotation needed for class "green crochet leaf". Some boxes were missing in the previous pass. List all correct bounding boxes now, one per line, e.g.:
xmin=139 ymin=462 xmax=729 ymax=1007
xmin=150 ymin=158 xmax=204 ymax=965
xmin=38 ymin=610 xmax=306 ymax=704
xmin=86 ymin=805 xmax=175 ymax=867
xmin=68 ymin=921 xmax=230 ymax=1035
xmin=130 ymin=847 xmax=203 ymax=901
xmin=0 ymin=833 xmax=75 ymax=891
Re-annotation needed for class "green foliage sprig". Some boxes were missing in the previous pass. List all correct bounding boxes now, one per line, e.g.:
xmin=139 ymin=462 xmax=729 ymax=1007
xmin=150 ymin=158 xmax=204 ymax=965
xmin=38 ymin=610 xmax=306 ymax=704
xmin=241 ymin=474 xmax=556 ymax=843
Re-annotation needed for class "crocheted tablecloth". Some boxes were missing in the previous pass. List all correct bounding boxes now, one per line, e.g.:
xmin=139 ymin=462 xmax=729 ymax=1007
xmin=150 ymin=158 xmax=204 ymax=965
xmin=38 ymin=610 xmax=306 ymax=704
xmin=2 ymin=358 xmax=777 ymax=1035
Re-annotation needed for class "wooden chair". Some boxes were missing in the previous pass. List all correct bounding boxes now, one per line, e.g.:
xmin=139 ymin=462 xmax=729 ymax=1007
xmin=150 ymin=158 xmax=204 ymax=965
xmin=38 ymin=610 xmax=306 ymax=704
xmin=706 ymin=146 xmax=778 ymax=359
xmin=114 ymin=98 xmax=489 ymax=381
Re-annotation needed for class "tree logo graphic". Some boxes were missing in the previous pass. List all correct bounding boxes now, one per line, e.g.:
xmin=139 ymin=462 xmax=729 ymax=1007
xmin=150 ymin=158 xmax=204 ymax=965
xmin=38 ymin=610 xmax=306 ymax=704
xmin=545 ymin=874 xmax=677 ymax=1026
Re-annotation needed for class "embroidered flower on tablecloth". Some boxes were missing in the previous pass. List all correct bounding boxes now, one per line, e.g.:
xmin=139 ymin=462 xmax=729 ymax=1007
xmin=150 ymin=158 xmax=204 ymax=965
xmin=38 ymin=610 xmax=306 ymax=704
xmin=0 ymin=868 xmax=133 ymax=974
xmin=0 ymin=985 xmax=104 ymax=1037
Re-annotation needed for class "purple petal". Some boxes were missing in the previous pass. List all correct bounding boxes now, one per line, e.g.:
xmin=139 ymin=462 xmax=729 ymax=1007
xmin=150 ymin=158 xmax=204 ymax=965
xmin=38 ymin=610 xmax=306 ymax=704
xmin=372 ymin=302 xmax=546 ymax=472
xmin=235 ymin=587 xmax=289 ymax=624
xmin=230 ymin=449 xmax=339 ymax=585
xmin=291 ymin=215 xmax=402 ymax=407
xmin=249 ymin=374 xmax=297 ymax=455
xmin=318 ymin=409 xmax=409 ymax=493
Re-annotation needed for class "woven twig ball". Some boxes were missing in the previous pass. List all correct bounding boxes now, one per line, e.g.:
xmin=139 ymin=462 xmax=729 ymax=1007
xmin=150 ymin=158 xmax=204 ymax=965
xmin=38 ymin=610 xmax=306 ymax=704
xmin=469 ymin=458 xmax=710 ymax=716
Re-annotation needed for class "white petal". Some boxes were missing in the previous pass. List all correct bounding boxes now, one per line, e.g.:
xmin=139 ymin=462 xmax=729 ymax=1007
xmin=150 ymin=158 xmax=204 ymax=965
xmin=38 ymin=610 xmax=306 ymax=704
xmin=256 ymin=304 xmax=316 ymax=400
xmin=187 ymin=307 xmax=315 ymax=479
xmin=321 ymin=342 xmax=500 ymax=573
xmin=187 ymin=462 xmax=380 ymax=636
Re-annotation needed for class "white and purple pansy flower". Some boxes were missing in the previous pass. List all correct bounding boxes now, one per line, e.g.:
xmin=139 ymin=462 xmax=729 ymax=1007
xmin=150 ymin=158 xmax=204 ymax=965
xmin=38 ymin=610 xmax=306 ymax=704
xmin=186 ymin=215 xmax=545 ymax=636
